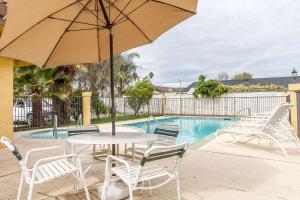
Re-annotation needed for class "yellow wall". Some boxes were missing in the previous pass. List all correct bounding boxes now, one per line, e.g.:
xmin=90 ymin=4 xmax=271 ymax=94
xmin=0 ymin=58 xmax=14 ymax=148
xmin=288 ymin=84 xmax=300 ymax=135
xmin=82 ymin=92 xmax=92 ymax=125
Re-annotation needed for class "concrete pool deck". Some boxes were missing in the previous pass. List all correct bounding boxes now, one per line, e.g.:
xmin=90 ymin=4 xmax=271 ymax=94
xmin=1 ymin=121 xmax=300 ymax=199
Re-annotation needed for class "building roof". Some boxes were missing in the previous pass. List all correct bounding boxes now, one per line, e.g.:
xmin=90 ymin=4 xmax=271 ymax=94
xmin=155 ymin=86 xmax=184 ymax=93
xmin=184 ymin=76 xmax=300 ymax=92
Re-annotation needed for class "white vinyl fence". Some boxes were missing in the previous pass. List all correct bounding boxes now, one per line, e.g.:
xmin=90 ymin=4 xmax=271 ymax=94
xmin=96 ymin=96 xmax=287 ymax=118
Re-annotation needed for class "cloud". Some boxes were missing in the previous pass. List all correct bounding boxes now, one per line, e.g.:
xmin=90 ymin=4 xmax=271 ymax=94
xmin=129 ymin=0 xmax=300 ymax=87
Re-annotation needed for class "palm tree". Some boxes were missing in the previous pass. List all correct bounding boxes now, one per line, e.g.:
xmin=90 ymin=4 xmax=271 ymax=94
xmin=114 ymin=53 xmax=140 ymax=96
xmin=14 ymin=66 xmax=59 ymax=127
xmin=50 ymin=65 xmax=76 ymax=125
xmin=74 ymin=61 xmax=110 ymax=95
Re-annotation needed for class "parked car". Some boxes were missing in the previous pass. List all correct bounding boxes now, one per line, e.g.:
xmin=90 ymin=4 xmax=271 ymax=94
xmin=13 ymin=98 xmax=53 ymax=125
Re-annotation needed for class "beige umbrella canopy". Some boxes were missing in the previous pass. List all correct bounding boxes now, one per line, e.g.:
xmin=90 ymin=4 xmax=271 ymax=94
xmin=0 ymin=0 xmax=197 ymax=67
xmin=0 ymin=0 xmax=198 ymax=155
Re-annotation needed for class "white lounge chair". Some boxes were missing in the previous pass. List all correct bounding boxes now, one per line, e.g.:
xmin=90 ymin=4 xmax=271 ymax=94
xmin=215 ymin=103 xmax=300 ymax=159
xmin=232 ymin=103 xmax=291 ymax=127
xmin=102 ymin=143 xmax=187 ymax=200
xmin=0 ymin=136 xmax=91 ymax=200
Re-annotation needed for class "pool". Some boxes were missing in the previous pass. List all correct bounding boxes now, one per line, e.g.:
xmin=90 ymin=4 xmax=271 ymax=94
xmin=28 ymin=130 xmax=68 ymax=139
xmin=125 ymin=117 xmax=238 ymax=144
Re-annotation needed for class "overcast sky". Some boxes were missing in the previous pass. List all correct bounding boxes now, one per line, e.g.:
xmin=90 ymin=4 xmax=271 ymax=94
xmin=129 ymin=0 xmax=300 ymax=87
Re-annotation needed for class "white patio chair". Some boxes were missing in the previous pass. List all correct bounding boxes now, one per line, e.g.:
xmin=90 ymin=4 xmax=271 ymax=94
xmin=67 ymin=125 xmax=111 ymax=159
xmin=0 ymin=136 xmax=91 ymax=200
xmin=215 ymin=103 xmax=300 ymax=159
xmin=124 ymin=124 xmax=180 ymax=160
xmin=102 ymin=143 xmax=187 ymax=200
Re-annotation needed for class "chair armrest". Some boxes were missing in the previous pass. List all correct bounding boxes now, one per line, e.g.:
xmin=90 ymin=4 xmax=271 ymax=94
xmin=106 ymin=155 xmax=130 ymax=168
xmin=25 ymin=146 xmax=66 ymax=164
xmin=32 ymin=154 xmax=77 ymax=172
xmin=104 ymin=155 xmax=132 ymax=184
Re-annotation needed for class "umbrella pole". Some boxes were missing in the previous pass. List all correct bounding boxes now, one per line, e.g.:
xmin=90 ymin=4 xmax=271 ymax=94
xmin=109 ymin=27 xmax=116 ymax=156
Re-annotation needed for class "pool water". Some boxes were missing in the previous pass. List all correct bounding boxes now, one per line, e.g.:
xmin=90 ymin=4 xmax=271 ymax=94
xmin=126 ymin=117 xmax=238 ymax=144
xmin=28 ymin=130 xmax=68 ymax=139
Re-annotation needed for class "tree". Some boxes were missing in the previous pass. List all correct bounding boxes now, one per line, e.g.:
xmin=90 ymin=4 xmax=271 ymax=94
xmin=149 ymin=72 xmax=154 ymax=79
xmin=125 ymin=80 xmax=154 ymax=115
xmin=74 ymin=61 xmax=110 ymax=95
xmin=217 ymin=72 xmax=229 ymax=80
xmin=143 ymin=72 xmax=155 ymax=81
xmin=50 ymin=65 xmax=76 ymax=125
xmin=73 ymin=53 xmax=140 ymax=97
xmin=115 ymin=53 xmax=140 ymax=96
xmin=193 ymin=75 xmax=229 ymax=98
xmin=232 ymin=72 xmax=253 ymax=80
xmin=14 ymin=66 xmax=66 ymax=126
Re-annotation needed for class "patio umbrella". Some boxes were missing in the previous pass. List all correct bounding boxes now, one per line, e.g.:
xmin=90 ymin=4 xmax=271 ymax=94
xmin=0 ymin=0 xmax=198 ymax=155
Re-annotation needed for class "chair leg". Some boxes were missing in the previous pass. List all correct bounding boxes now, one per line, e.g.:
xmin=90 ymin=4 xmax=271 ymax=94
xmin=78 ymin=163 xmax=91 ymax=200
xmin=128 ymin=185 xmax=134 ymax=200
xmin=176 ymin=176 xmax=181 ymax=200
xmin=17 ymin=172 xmax=24 ymax=200
xmin=80 ymin=173 xmax=91 ymax=200
xmin=27 ymin=182 xmax=34 ymax=200
xmin=101 ymin=179 xmax=109 ymax=200
xmin=146 ymin=180 xmax=152 ymax=196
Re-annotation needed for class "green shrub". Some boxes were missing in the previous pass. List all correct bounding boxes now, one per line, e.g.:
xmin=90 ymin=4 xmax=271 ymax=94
xmin=193 ymin=75 xmax=229 ymax=98
xmin=125 ymin=80 xmax=154 ymax=115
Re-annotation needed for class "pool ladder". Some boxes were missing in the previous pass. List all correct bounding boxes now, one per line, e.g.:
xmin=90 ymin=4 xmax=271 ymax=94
xmin=77 ymin=114 xmax=83 ymax=126
xmin=147 ymin=115 xmax=159 ymax=132
xmin=53 ymin=115 xmax=58 ymax=139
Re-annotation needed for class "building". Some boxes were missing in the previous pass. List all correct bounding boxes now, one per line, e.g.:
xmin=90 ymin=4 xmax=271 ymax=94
xmin=184 ymin=76 xmax=300 ymax=94
xmin=154 ymin=86 xmax=184 ymax=95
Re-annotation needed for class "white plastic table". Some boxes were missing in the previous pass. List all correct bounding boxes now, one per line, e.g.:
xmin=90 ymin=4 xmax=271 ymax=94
xmin=67 ymin=132 xmax=157 ymax=146
xmin=66 ymin=132 xmax=157 ymax=199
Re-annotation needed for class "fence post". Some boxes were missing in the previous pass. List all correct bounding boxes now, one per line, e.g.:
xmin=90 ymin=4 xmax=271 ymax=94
xmin=82 ymin=92 xmax=92 ymax=125
xmin=233 ymin=97 xmax=236 ymax=117
xmin=288 ymin=84 xmax=300 ymax=136
xmin=123 ymin=97 xmax=126 ymax=116
xmin=161 ymin=95 xmax=166 ymax=115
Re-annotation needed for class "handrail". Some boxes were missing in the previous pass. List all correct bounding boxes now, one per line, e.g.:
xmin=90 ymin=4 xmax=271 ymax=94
xmin=235 ymin=107 xmax=251 ymax=116
xmin=53 ymin=115 xmax=58 ymax=139
xmin=147 ymin=115 xmax=159 ymax=132
xmin=77 ymin=114 xmax=83 ymax=126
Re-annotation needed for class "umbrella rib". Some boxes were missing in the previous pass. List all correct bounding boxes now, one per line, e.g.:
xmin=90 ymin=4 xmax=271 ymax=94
xmin=75 ymin=0 xmax=106 ymax=26
xmin=95 ymin=0 xmax=101 ymax=61
xmin=98 ymin=0 xmax=109 ymax=25
xmin=0 ymin=0 xmax=86 ymax=52
xmin=42 ymin=0 xmax=92 ymax=67
xmin=151 ymin=0 xmax=196 ymax=14
xmin=111 ymin=0 xmax=132 ymax=24
xmin=104 ymin=0 xmax=152 ymax=43
xmin=67 ymin=27 xmax=106 ymax=32
xmin=113 ymin=0 xmax=149 ymax=25
xmin=48 ymin=16 xmax=100 ymax=27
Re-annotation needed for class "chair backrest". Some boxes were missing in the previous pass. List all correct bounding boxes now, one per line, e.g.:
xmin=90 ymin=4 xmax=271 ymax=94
xmin=154 ymin=124 xmax=180 ymax=138
xmin=0 ymin=136 xmax=23 ymax=161
xmin=140 ymin=143 xmax=187 ymax=166
xmin=263 ymin=103 xmax=292 ymax=130
xmin=67 ymin=125 xmax=99 ymax=136
xmin=1 ymin=137 xmax=32 ymax=183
